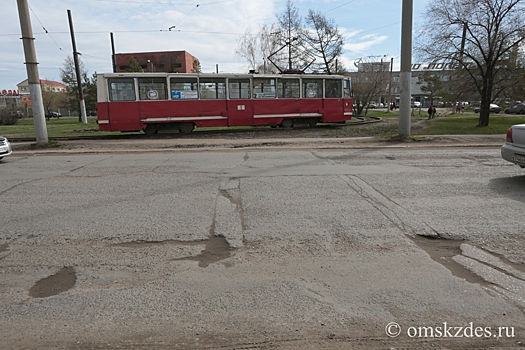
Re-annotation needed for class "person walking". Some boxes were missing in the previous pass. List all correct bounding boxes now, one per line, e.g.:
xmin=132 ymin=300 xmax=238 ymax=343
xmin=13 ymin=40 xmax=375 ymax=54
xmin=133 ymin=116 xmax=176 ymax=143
xmin=427 ymin=105 xmax=433 ymax=119
xmin=432 ymin=105 xmax=437 ymax=119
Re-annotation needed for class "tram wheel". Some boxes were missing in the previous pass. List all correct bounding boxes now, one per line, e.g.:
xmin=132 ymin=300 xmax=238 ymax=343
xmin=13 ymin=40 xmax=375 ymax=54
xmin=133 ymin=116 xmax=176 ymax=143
xmin=144 ymin=124 xmax=158 ymax=136
xmin=308 ymin=119 xmax=317 ymax=127
xmin=179 ymin=122 xmax=195 ymax=133
xmin=280 ymin=119 xmax=293 ymax=128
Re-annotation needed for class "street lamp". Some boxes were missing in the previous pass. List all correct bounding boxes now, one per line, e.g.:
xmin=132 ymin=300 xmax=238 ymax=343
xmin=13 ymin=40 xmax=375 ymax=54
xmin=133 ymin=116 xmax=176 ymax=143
xmin=147 ymin=59 xmax=154 ymax=72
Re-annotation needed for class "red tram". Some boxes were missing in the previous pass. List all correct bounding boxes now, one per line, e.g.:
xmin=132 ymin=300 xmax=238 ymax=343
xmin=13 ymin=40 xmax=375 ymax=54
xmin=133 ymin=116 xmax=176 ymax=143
xmin=96 ymin=72 xmax=352 ymax=135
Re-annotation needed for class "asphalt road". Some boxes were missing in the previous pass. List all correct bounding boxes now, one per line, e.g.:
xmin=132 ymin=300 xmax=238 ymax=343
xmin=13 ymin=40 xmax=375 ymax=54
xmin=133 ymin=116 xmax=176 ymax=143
xmin=1 ymin=138 xmax=524 ymax=349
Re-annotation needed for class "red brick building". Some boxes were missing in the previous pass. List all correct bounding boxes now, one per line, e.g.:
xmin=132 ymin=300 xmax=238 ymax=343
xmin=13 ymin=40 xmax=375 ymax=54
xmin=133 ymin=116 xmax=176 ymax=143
xmin=115 ymin=51 xmax=199 ymax=73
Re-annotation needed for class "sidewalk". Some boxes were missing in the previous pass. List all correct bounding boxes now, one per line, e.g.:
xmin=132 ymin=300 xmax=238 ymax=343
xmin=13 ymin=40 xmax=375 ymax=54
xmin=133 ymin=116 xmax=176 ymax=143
xmin=9 ymin=134 xmax=506 ymax=155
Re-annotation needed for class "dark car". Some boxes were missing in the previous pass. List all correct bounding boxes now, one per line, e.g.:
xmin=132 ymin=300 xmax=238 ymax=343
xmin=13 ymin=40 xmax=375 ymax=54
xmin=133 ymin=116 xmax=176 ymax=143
xmin=47 ymin=111 xmax=62 ymax=120
xmin=504 ymin=103 xmax=525 ymax=115
xmin=474 ymin=104 xmax=501 ymax=113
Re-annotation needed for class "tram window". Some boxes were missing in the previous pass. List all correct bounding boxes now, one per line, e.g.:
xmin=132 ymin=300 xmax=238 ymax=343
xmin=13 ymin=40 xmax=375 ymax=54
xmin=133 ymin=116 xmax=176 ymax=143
xmin=170 ymin=77 xmax=198 ymax=100
xmin=253 ymin=78 xmax=276 ymax=98
xmin=343 ymin=79 xmax=352 ymax=98
xmin=277 ymin=79 xmax=300 ymax=98
xmin=138 ymin=78 xmax=168 ymax=100
xmin=199 ymin=78 xmax=226 ymax=99
xmin=108 ymin=78 xmax=136 ymax=102
xmin=228 ymin=79 xmax=251 ymax=99
xmin=302 ymin=79 xmax=323 ymax=98
xmin=325 ymin=80 xmax=342 ymax=98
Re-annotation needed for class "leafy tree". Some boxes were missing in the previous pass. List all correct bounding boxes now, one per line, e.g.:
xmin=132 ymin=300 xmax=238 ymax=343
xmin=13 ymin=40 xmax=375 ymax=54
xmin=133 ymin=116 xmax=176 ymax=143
xmin=60 ymin=56 xmax=97 ymax=119
xmin=417 ymin=72 xmax=443 ymax=107
xmin=126 ymin=57 xmax=142 ymax=72
xmin=418 ymin=0 xmax=525 ymax=126
xmin=303 ymin=9 xmax=343 ymax=74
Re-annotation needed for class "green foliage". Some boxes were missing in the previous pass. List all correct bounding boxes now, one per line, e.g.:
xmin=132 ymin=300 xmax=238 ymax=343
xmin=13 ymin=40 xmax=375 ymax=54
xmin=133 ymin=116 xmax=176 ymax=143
xmin=0 ymin=109 xmax=20 ymax=125
xmin=126 ymin=57 xmax=142 ymax=72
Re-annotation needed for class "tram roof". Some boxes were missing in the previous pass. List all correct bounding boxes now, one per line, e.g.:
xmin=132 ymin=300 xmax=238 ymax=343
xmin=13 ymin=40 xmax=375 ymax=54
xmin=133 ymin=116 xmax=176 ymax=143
xmin=98 ymin=72 xmax=347 ymax=79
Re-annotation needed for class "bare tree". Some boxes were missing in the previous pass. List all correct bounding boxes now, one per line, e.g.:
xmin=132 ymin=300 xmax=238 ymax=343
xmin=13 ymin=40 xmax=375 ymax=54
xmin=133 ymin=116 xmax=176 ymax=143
xmin=303 ymin=10 xmax=343 ymax=74
xmin=236 ymin=24 xmax=280 ymax=73
xmin=417 ymin=0 xmax=525 ymax=126
xmin=269 ymin=0 xmax=310 ymax=73
xmin=351 ymin=69 xmax=388 ymax=116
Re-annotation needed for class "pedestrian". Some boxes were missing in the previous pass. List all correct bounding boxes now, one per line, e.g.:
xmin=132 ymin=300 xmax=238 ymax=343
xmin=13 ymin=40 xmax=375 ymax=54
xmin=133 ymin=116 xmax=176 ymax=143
xmin=432 ymin=105 xmax=437 ymax=119
xmin=427 ymin=105 xmax=433 ymax=119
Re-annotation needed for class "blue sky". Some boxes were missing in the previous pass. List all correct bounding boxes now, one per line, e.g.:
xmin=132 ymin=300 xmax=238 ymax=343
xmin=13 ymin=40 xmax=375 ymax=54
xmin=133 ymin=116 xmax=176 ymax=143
xmin=0 ymin=0 xmax=430 ymax=90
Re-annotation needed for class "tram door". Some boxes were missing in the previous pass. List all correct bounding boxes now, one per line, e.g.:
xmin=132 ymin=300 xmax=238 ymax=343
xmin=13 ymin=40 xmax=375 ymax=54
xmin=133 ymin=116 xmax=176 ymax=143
xmin=227 ymin=79 xmax=253 ymax=126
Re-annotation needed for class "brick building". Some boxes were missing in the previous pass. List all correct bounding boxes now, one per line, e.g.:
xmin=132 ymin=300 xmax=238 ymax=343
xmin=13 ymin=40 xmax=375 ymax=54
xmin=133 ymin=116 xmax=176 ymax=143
xmin=115 ymin=51 xmax=199 ymax=73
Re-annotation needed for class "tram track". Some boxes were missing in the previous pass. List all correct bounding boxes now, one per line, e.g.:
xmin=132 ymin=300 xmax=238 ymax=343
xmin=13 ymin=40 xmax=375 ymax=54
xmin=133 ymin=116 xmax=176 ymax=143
xmin=8 ymin=116 xmax=380 ymax=143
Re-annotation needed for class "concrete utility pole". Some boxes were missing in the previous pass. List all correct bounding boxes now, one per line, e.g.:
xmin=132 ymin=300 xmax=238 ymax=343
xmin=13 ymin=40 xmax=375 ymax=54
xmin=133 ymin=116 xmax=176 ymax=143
xmin=67 ymin=9 xmax=87 ymax=124
xmin=16 ymin=0 xmax=48 ymax=145
xmin=399 ymin=0 xmax=413 ymax=137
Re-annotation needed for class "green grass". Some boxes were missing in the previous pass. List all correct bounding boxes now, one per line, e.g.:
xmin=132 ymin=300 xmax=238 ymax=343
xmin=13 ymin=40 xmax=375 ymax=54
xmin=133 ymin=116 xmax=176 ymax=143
xmin=2 ymin=113 xmax=524 ymax=139
xmin=0 ymin=117 xmax=139 ymax=138
xmin=420 ymin=115 xmax=525 ymax=135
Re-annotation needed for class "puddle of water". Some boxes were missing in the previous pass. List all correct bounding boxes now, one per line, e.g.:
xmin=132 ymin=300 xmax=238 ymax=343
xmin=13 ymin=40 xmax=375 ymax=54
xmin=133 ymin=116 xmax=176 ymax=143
xmin=412 ymin=236 xmax=492 ymax=288
xmin=29 ymin=267 xmax=77 ymax=298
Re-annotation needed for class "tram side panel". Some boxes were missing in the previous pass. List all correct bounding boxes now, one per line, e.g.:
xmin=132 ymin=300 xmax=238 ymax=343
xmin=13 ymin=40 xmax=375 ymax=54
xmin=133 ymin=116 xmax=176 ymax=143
xmin=252 ymin=98 xmax=302 ymax=126
xmin=97 ymin=101 xmax=143 ymax=132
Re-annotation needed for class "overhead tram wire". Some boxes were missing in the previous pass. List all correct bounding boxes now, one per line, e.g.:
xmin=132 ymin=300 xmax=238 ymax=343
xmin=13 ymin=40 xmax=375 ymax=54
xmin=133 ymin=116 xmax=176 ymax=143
xmin=28 ymin=4 xmax=63 ymax=51
xmin=90 ymin=0 xmax=234 ymax=5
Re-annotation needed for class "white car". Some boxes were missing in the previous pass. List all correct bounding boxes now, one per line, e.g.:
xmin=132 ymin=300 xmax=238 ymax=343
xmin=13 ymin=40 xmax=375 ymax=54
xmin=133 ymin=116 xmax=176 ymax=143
xmin=0 ymin=136 xmax=12 ymax=161
xmin=501 ymin=124 xmax=525 ymax=168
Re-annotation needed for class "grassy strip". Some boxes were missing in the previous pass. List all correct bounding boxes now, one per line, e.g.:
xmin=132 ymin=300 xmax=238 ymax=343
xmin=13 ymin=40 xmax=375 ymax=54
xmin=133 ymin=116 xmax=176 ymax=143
xmin=2 ymin=113 xmax=524 ymax=138
xmin=420 ymin=115 xmax=525 ymax=135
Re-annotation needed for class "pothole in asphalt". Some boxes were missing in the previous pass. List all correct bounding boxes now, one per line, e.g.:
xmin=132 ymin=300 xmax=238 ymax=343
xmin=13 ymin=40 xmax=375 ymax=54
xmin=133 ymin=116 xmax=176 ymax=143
xmin=174 ymin=235 xmax=232 ymax=268
xmin=412 ymin=235 xmax=492 ymax=288
xmin=29 ymin=267 xmax=77 ymax=298
xmin=111 ymin=236 xmax=233 ymax=268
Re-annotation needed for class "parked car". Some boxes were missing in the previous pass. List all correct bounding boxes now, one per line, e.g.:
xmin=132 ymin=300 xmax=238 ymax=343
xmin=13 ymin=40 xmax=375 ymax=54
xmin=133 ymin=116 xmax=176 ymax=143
xmin=501 ymin=124 xmax=525 ymax=168
xmin=0 ymin=136 xmax=12 ymax=161
xmin=504 ymin=103 xmax=525 ymax=115
xmin=411 ymin=101 xmax=421 ymax=108
xmin=474 ymin=104 xmax=501 ymax=113
xmin=47 ymin=111 xmax=62 ymax=120
xmin=367 ymin=102 xmax=377 ymax=109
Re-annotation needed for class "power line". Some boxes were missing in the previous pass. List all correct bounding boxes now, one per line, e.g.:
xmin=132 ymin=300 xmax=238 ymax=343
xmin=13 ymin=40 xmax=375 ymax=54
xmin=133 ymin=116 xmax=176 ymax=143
xmin=28 ymin=4 xmax=63 ymax=51
xmin=323 ymin=0 xmax=357 ymax=15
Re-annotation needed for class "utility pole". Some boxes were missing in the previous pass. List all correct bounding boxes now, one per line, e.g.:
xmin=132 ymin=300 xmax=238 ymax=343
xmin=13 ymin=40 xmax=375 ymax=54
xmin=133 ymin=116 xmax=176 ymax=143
xmin=399 ymin=0 xmax=413 ymax=137
xmin=110 ymin=32 xmax=117 ymax=73
xmin=388 ymin=57 xmax=393 ymax=113
xmin=67 ymin=9 xmax=87 ymax=124
xmin=16 ymin=0 xmax=48 ymax=145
